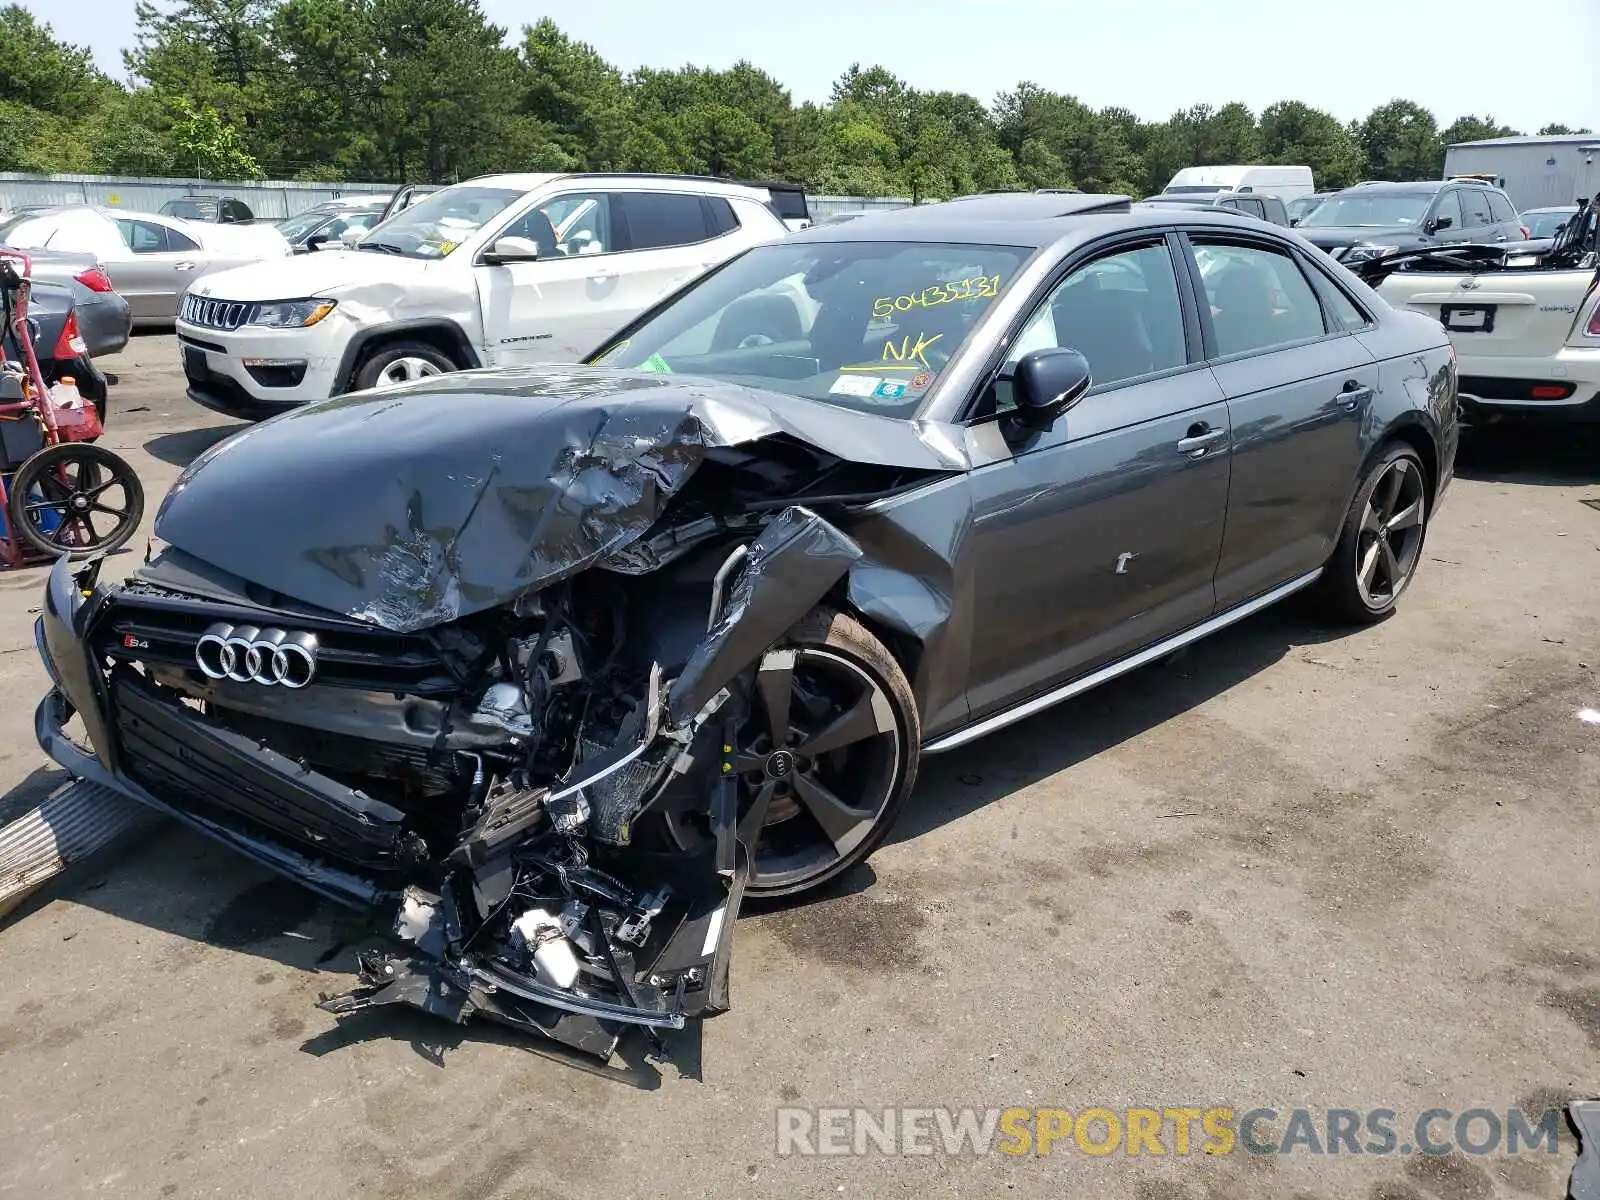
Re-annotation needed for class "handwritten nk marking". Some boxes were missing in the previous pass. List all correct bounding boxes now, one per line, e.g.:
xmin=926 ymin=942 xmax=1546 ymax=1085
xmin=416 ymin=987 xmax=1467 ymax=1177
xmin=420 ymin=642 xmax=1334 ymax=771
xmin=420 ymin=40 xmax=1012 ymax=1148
xmin=884 ymin=331 xmax=943 ymax=369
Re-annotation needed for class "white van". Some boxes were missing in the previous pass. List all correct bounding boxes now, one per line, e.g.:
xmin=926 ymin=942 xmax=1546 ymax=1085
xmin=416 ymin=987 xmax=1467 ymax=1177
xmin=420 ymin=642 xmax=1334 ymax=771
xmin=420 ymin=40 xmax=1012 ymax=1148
xmin=1163 ymin=165 xmax=1315 ymax=202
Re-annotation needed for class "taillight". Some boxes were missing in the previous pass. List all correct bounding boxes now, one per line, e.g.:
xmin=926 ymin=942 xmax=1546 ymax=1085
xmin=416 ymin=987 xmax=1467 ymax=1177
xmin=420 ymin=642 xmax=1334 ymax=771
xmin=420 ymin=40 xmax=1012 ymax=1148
xmin=54 ymin=311 xmax=87 ymax=358
xmin=1531 ymin=384 xmax=1575 ymax=399
xmin=1588 ymin=303 xmax=1600 ymax=336
xmin=73 ymin=267 xmax=115 ymax=293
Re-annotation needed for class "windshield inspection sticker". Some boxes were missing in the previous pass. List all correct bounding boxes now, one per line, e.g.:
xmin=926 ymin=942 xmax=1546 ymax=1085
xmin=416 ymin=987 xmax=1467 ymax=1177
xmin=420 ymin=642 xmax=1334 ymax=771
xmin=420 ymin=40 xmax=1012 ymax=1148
xmin=637 ymin=352 xmax=673 ymax=374
xmin=872 ymin=380 xmax=908 ymax=400
xmin=830 ymin=374 xmax=880 ymax=397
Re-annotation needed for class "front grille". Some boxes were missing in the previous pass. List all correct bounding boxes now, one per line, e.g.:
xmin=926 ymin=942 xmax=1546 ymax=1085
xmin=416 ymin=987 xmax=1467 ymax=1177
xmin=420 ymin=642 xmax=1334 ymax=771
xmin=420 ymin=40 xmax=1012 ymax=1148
xmin=112 ymin=670 xmax=418 ymax=873
xmin=181 ymin=293 xmax=257 ymax=331
xmin=97 ymin=588 xmax=462 ymax=697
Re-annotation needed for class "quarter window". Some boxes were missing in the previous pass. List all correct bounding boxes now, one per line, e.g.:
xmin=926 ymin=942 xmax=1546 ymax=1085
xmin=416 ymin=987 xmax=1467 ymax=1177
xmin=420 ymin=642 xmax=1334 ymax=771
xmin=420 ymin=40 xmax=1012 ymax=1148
xmin=1486 ymin=192 xmax=1518 ymax=224
xmin=1008 ymin=241 xmax=1188 ymax=391
xmin=166 ymin=226 xmax=200 ymax=252
xmin=1191 ymin=240 xmax=1328 ymax=357
xmin=617 ymin=192 xmax=714 ymax=251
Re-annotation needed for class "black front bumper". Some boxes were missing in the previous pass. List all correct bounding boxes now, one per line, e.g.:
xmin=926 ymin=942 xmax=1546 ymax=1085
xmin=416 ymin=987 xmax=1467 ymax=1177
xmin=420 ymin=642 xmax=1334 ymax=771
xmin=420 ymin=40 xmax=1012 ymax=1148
xmin=33 ymin=558 xmax=382 ymax=908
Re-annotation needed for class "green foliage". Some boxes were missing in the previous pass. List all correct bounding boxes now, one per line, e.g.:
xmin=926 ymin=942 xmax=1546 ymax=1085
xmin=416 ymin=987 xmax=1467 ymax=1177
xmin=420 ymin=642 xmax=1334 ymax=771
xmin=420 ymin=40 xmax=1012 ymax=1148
xmin=0 ymin=7 xmax=1590 ymax=199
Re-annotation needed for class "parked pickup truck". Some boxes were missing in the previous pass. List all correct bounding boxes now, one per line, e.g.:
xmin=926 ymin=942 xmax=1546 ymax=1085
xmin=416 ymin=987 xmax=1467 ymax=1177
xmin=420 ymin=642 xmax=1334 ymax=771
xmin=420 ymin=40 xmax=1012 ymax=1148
xmin=1352 ymin=198 xmax=1599 ymax=425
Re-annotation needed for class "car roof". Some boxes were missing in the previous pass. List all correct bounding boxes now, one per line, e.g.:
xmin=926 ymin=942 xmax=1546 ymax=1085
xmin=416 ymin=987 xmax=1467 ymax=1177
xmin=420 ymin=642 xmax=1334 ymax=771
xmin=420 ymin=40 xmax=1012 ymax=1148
xmin=464 ymin=172 xmax=775 ymax=202
xmin=1345 ymin=181 xmax=1448 ymax=195
xmin=783 ymin=192 xmax=1290 ymax=251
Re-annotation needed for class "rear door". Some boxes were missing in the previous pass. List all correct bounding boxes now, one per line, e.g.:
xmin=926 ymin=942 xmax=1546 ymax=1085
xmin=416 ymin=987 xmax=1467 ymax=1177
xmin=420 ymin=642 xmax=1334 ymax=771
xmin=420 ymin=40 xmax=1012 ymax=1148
xmin=1182 ymin=232 xmax=1378 ymax=608
xmin=962 ymin=234 xmax=1233 ymax=716
xmin=1458 ymin=186 xmax=1502 ymax=243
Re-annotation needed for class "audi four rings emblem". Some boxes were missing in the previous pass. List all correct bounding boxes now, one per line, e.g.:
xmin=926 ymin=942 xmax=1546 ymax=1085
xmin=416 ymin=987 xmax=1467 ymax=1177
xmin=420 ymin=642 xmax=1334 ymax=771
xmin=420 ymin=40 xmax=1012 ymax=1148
xmin=195 ymin=623 xmax=319 ymax=688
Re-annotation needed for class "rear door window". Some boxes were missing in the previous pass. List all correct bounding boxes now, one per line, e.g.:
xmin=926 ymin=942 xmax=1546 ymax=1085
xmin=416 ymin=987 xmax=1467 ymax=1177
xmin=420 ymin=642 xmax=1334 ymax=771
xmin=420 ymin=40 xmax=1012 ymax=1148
xmin=1486 ymin=192 xmax=1518 ymax=225
xmin=616 ymin=192 xmax=714 ymax=251
xmin=1190 ymin=239 xmax=1329 ymax=357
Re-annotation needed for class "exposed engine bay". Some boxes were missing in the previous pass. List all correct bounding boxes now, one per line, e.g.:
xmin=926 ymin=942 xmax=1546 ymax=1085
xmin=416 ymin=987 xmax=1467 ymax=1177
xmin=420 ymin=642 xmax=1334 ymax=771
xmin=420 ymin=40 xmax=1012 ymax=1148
xmin=36 ymin=373 xmax=958 ymax=1058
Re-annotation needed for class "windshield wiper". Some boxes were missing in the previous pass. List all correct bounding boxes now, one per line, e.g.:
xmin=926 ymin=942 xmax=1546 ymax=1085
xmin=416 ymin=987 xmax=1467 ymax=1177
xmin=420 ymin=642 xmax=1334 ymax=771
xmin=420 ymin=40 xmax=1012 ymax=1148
xmin=356 ymin=241 xmax=406 ymax=255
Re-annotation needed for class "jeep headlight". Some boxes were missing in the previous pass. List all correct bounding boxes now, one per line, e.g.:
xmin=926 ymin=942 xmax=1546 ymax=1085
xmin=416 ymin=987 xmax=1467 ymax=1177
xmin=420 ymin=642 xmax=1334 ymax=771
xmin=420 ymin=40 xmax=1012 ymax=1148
xmin=250 ymin=299 xmax=336 ymax=328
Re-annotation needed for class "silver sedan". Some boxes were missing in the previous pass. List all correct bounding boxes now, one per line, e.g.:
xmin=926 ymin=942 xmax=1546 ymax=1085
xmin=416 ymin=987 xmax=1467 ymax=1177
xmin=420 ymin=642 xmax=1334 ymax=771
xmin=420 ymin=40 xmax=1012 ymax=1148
xmin=0 ymin=206 xmax=290 ymax=327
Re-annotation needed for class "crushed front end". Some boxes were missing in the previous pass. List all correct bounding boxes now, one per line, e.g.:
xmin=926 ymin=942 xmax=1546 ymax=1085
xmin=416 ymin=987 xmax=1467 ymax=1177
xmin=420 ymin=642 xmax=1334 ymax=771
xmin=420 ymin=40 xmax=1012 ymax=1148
xmin=33 ymin=502 xmax=862 ymax=1058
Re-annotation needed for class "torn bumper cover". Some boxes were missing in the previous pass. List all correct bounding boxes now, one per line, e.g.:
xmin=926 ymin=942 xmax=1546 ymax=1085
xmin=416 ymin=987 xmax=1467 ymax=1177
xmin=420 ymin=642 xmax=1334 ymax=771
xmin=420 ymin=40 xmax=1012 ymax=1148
xmin=33 ymin=502 xmax=863 ymax=1058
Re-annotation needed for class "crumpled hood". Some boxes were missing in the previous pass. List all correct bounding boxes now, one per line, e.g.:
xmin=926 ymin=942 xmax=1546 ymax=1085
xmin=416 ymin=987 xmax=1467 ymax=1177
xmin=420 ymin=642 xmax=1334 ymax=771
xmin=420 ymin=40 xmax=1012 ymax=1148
xmin=187 ymin=248 xmax=431 ymax=302
xmin=153 ymin=366 xmax=963 ymax=632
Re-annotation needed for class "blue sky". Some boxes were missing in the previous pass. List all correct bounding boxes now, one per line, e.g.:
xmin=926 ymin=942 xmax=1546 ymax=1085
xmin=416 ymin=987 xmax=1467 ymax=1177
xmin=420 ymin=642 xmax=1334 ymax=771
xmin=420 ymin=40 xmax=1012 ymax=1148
xmin=28 ymin=0 xmax=1600 ymax=134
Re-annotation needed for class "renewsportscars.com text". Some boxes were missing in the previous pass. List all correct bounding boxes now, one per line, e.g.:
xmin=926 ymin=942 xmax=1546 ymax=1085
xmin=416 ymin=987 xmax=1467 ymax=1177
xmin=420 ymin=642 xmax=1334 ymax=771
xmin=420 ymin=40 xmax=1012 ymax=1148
xmin=774 ymin=1106 xmax=1562 ymax=1158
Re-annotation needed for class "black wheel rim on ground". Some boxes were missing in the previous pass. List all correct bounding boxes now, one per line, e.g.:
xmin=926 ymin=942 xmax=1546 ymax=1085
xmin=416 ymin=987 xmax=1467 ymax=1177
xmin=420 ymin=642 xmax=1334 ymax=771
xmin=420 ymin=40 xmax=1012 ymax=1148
xmin=8 ymin=442 xmax=144 ymax=559
xmin=732 ymin=647 xmax=904 ymax=893
xmin=1357 ymin=456 xmax=1426 ymax=610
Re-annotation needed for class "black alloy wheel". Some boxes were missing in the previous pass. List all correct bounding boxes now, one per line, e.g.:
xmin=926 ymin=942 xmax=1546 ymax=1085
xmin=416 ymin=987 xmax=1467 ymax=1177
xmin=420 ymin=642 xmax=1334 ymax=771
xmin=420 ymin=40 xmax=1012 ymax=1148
xmin=663 ymin=609 xmax=919 ymax=898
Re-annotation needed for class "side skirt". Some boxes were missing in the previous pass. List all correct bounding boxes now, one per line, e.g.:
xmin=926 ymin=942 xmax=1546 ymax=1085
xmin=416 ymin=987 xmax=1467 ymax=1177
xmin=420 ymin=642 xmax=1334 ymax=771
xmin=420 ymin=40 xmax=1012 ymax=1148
xmin=921 ymin=568 xmax=1323 ymax=756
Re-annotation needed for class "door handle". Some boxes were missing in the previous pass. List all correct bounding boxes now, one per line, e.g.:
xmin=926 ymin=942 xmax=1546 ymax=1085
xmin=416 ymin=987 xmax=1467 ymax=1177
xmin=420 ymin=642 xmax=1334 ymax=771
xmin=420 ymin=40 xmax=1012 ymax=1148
xmin=588 ymin=268 xmax=616 ymax=283
xmin=174 ymin=261 xmax=199 ymax=271
xmin=1337 ymin=381 xmax=1375 ymax=411
xmin=1176 ymin=424 xmax=1228 ymax=456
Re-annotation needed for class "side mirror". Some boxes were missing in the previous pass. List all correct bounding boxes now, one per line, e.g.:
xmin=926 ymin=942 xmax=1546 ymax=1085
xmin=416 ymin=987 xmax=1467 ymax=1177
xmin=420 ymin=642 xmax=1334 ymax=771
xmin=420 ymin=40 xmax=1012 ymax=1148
xmin=483 ymin=236 xmax=542 ymax=265
xmin=305 ymin=232 xmax=330 ymax=248
xmin=1429 ymin=214 xmax=1454 ymax=232
xmin=1289 ymin=216 xmax=1302 ymax=227
xmin=340 ymin=227 xmax=365 ymax=247
xmin=1011 ymin=348 xmax=1092 ymax=431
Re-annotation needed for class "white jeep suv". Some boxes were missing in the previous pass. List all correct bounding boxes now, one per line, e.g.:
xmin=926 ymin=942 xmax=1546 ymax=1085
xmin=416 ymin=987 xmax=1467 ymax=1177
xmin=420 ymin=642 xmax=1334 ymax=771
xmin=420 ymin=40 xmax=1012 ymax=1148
xmin=175 ymin=173 xmax=789 ymax=419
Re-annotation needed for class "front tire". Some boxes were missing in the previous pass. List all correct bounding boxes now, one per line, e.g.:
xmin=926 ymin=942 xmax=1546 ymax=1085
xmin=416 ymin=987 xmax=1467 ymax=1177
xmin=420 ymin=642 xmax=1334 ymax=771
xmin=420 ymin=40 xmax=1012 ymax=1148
xmin=659 ymin=608 xmax=921 ymax=899
xmin=352 ymin=340 xmax=456 ymax=391
xmin=1314 ymin=443 xmax=1429 ymax=623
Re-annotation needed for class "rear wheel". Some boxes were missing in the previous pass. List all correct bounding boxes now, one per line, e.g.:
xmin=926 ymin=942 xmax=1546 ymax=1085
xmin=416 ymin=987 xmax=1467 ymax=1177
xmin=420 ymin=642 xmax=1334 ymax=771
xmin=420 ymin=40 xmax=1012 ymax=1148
xmin=352 ymin=340 xmax=455 ymax=391
xmin=1314 ymin=443 xmax=1428 ymax=623
xmin=664 ymin=608 xmax=920 ymax=898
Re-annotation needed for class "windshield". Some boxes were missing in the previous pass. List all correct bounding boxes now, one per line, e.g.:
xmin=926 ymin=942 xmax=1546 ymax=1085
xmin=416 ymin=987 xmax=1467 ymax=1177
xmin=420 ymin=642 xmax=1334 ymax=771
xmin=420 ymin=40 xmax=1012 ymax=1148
xmin=358 ymin=185 xmax=521 ymax=258
xmin=1300 ymin=192 xmax=1432 ymax=228
xmin=1524 ymin=210 xmax=1575 ymax=238
xmin=278 ymin=209 xmax=340 ymax=240
xmin=162 ymin=199 xmax=217 ymax=221
xmin=1287 ymin=195 xmax=1325 ymax=220
xmin=589 ymin=239 xmax=1032 ymax=416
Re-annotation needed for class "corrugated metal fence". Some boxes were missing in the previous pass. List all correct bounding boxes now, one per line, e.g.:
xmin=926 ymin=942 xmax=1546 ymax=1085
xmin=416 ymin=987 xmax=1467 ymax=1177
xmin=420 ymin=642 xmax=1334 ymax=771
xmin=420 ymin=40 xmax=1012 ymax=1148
xmin=0 ymin=172 xmax=911 ymax=221
xmin=1 ymin=173 xmax=395 ymax=218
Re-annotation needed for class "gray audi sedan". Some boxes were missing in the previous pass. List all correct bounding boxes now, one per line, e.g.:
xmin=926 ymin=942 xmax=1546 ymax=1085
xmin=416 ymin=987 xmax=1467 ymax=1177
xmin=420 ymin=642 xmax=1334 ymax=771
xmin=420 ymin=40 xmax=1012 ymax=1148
xmin=35 ymin=192 xmax=1455 ymax=1054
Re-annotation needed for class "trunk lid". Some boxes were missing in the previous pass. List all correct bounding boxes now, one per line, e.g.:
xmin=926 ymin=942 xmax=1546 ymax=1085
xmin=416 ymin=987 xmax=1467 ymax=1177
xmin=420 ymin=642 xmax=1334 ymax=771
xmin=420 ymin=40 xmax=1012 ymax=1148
xmin=1376 ymin=267 xmax=1599 ymax=358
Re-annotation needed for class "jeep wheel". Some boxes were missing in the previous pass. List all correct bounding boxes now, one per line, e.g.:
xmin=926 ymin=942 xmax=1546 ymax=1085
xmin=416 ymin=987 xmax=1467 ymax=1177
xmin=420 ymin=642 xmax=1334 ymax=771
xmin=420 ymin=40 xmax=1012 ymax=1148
xmin=353 ymin=341 xmax=456 ymax=391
